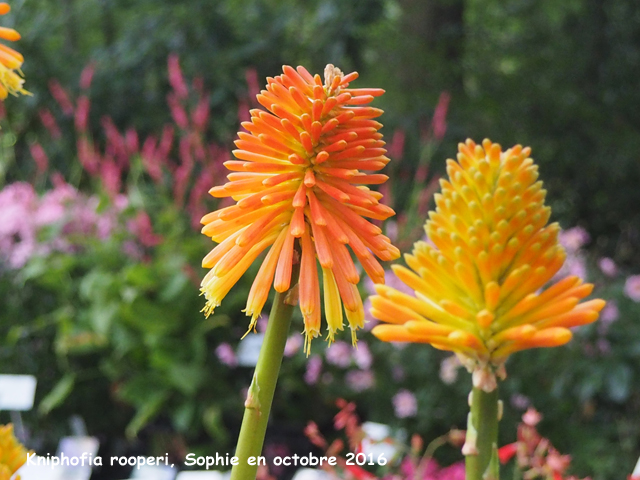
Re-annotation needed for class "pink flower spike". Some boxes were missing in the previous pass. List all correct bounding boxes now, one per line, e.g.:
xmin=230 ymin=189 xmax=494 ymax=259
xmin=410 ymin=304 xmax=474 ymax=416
xmin=48 ymin=79 xmax=74 ymax=116
xmin=245 ymin=67 xmax=260 ymax=101
xmin=29 ymin=143 xmax=49 ymax=177
xmin=167 ymin=93 xmax=189 ymax=130
xmin=387 ymin=128 xmax=405 ymax=160
xmin=79 ymin=62 xmax=96 ymax=90
xmin=167 ymin=54 xmax=189 ymax=99
xmin=431 ymin=91 xmax=450 ymax=141
xmin=74 ymin=95 xmax=90 ymax=132
xmin=192 ymin=96 xmax=210 ymax=131
xmin=100 ymin=157 xmax=122 ymax=197
xmin=157 ymin=125 xmax=175 ymax=163
xmin=125 ymin=128 xmax=139 ymax=155
xmin=128 ymin=211 xmax=162 ymax=247
xmin=39 ymin=108 xmax=62 ymax=139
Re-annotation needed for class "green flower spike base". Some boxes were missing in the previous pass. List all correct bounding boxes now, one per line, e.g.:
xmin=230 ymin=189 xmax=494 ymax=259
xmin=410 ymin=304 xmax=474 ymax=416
xmin=230 ymin=284 xmax=298 ymax=480
xmin=465 ymin=386 xmax=500 ymax=480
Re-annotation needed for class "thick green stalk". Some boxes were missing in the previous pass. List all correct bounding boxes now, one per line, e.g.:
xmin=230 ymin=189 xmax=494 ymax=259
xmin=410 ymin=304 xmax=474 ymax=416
xmin=465 ymin=386 xmax=500 ymax=480
xmin=230 ymin=287 xmax=296 ymax=480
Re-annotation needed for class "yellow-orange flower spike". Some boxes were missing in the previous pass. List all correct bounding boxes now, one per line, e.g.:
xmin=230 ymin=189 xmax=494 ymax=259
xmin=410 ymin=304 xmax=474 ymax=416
xmin=370 ymin=139 xmax=605 ymax=391
xmin=0 ymin=423 xmax=32 ymax=480
xmin=0 ymin=3 xmax=28 ymax=100
xmin=201 ymin=64 xmax=399 ymax=352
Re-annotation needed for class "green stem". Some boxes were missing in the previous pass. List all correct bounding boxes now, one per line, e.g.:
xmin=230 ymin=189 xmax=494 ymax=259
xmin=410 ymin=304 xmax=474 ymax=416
xmin=230 ymin=288 xmax=296 ymax=480
xmin=465 ymin=386 xmax=500 ymax=480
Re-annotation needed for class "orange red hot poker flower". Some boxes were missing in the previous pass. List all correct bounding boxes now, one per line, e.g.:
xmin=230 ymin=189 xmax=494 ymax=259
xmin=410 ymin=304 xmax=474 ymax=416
xmin=201 ymin=64 xmax=399 ymax=351
xmin=0 ymin=3 xmax=28 ymax=100
xmin=370 ymin=139 xmax=605 ymax=391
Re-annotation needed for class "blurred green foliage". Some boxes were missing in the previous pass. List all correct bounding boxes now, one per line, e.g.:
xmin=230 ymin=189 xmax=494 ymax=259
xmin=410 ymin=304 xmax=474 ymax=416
xmin=0 ymin=0 xmax=639 ymax=479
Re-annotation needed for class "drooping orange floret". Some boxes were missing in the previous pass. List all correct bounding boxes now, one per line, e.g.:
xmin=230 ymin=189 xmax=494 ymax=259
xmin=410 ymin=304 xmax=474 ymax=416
xmin=370 ymin=139 xmax=605 ymax=390
xmin=0 ymin=3 xmax=28 ymax=100
xmin=201 ymin=64 xmax=399 ymax=352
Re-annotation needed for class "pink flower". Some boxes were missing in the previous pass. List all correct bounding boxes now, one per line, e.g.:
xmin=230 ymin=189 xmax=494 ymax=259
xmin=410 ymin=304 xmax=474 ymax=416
xmin=284 ymin=335 xmax=302 ymax=357
xmin=304 ymin=356 xmax=322 ymax=385
xmin=167 ymin=54 xmax=189 ymax=99
xmin=215 ymin=343 xmax=237 ymax=367
xmin=392 ymin=366 xmax=405 ymax=382
xmin=36 ymin=182 xmax=78 ymax=226
xmin=435 ymin=461 xmax=465 ymax=480
xmin=325 ymin=341 xmax=352 ymax=368
xmin=79 ymin=62 xmax=96 ymax=90
xmin=439 ymin=355 xmax=461 ymax=385
xmin=522 ymin=407 xmax=542 ymax=426
xmin=431 ymin=91 xmax=450 ymax=141
xmin=392 ymin=390 xmax=417 ymax=418
xmin=256 ymin=314 xmax=269 ymax=333
xmin=598 ymin=301 xmax=619 ymax=335
xmin=0 ymin=183 xmax=38 ymax=268
xmin=566 ymin=254 xmax=587 ymax=280
xmin=127 ymin=211 xmax=162 ymax=247
xmin=386 ymin=129 xmax=405 ymax=160
xmin=244 ymin=67 xmax=260 ymax=102
xmin=353 ymin=343 xmax=373 ymax=370
xmin=384 ymin=220 xmax=398 ymax=243
xmin=559 ymin=227 xmax=590 ymax=252
xmin=29 ymin=142 xmax=49 ymax=176
xmin=596 ymin=338 xmax=611 ymax=355
xmin=8 ymin=240 xmax=36 ymax=269
xmin=598 ymin=257 xmax=617 ymax=277
xmin=510 ymin=393 xmax=531 ymax=410
xmin=345 ymin=370 xmax=375 ymax=392
xmin=74 ymin=95 xmax=90 ymax=132
xmin=624 ymin=275 xmax=640 ymax=302
xmin=554 ymin=253 xmax=587 ymax=282
xmin=38 ymin=108 xmax=62 ymax=139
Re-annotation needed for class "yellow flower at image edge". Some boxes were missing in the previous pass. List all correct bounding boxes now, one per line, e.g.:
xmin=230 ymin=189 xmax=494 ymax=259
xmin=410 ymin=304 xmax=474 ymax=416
xmin=370 ymin=139 xmax=605 ymax=391
xmin=201 ymin=64 xmax=399 ymax=351
xmin=0 ymin=423 xmax=31 ymax=480
xmin=0 ymin=3 xmax=29 ymax=99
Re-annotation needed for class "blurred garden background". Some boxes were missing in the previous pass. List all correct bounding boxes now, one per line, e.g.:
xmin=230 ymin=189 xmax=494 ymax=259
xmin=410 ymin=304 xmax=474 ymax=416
xmin=1 ymin=0 xmax=639 ymax=478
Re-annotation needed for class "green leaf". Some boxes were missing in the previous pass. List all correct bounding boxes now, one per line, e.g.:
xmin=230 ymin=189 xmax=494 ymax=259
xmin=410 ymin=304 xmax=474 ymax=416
xmin=79 ymin=270 xmax=114 ymax=303
xmin=202 ymin=405 xmax=229 ymax=444
xmin=124 ymin=264 xmax=157 ymax=290
xmin=159 ymin=272 xmax=188 ymax=302
xmin=90 ymin=302 xmax=119 ymax=335
xmin=123 ymin=298 xmax=179 ymax=335
xmin=172 ymin=401 xmax=195 ymax=433
xmin=167 ymin=363 xmax=204 ymax=396
xmin=39 ymin=374 xmax=75 ymax=416
xmin=125 ymin=391 xmax=169 ymax=439
xmin=606 ymin=364 xmax=633 ymax=403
